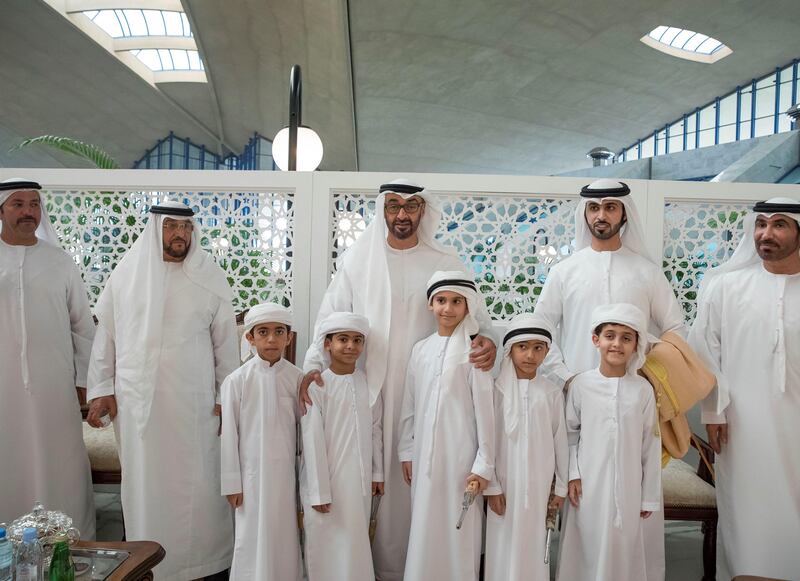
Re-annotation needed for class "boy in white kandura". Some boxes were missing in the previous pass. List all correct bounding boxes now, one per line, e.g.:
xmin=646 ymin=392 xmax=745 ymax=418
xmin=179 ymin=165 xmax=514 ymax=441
xmin=557 ymin=303 xmax=661 ymax=581
xmin=484 ymin=313 xmax=568 ymax=581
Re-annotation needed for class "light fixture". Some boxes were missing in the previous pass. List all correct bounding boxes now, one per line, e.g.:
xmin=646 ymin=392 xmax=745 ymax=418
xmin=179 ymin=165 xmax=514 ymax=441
xmin=640 ymin=26 xmax=731 ymax=64
xmin=272 ymin=65 xmax=324 ymax=171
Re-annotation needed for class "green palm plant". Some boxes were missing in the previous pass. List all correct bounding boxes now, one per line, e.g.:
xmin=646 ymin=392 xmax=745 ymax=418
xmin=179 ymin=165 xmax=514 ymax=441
xmin=11 ymin=135 xmax=120 ymax=169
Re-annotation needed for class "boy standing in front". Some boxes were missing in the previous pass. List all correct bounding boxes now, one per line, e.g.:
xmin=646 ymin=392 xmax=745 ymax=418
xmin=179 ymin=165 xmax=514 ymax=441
xmin=398 ymin=270 xmax=495 ymax=581
xmin=220 ymin=303 xmax=303 ymax=581
xmin=484 ymin=313 xmax=568 ymax=581
xmin=557 ymin=303 xmax=661 ymax=581
xmin=300 ymin=311 xmax=383 ymax=581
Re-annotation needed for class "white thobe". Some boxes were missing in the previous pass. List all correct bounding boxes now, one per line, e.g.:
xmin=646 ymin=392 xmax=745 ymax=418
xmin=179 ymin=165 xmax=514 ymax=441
xmin=300 ymin=369 xmax=383 ymax=581
xmin=690 ymin=265 xmax=800 ymax=578
xmin=220 ymin=357 xmax=303 ymax=581
xmin=305 ymin=242 xmax=493 ymax=581
xmin=536 ymin=245 xmax=683 ymax=581
xmin=557 ymin=370 xmax=662 ymax=581
xmin=484 ymin=376 xmax=568 ymax=581
xmin=88 ymin=263 xmax=239 ymax=581
xmin=397 ymin=334 xmax=495 ymax=581
xmin=0 ymin=239 xmax=95 ymax=537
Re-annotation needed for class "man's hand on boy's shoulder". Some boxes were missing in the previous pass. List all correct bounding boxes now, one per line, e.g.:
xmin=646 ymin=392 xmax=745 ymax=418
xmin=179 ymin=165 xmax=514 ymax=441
xmin=568 ymin=479 xmax=582 ymax=508
xmin=469 ymin=335 xmax=497 ymax=371
xmin=312 ymin=503 xmax=331 ymax=513
xmin=298 ymin=370 xmax=325 ymax=414
xmin=486 ymin=493 xmax=506 ymax=516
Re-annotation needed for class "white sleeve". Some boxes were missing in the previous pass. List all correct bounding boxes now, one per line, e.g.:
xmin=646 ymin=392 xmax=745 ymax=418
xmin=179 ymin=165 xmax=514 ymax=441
xmin=565 ymin=383 xmax=582 ymax=482
xmin=304 ymin=268 xmax=355 ymax=373
xmin=484 ymin=386 xmax=505 ymax=496
xmin=220 ymin=376 xmax=243 ymax=495
xmin=300 ymin=386 xmax=332 ymax=505
xmin=211 ymin=297 xmax=240 ymax=405
xmin=551 ymin=390 xmax=569 ymax=498
xmin=66 ymin=263 xmax=96 ymax=388
xmin=87 ymin=323 xmax=116 ymax=401
xmin=536 ymin=269 xmax=573 ymax=387
xmin=470 ymin=369 xmax=496 ymax=481
xmin=640 ymin=387 xmax=662 ymax=512
xmin=397 ymin=352 xmax=417 ymax=463
xmin=371 ymin=392 xmax=384 ymax=482
xmin=651 ymin=267 xmax=686 ymax=336
xmin=688 ymin=281 xmax=728 ymax=424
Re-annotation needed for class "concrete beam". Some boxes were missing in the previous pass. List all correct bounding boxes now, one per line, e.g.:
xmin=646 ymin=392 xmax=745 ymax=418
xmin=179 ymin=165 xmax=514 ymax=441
xmin=711 ymin=131 xmax=800 ymax=183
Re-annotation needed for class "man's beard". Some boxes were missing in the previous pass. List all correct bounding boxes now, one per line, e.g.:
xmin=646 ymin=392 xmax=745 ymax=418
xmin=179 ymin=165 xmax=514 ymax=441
xmin=388 ymin=216 xmax=420 ymax=240
xmin=756 ymin=237 xmax=800 ymax=262
xmin=588 ymin=219 xmax=624 ymax=240
xmin=164 ymin=239 xmax=189 ymax=259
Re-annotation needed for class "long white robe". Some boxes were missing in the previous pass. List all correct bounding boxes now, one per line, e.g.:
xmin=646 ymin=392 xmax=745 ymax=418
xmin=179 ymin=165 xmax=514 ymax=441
xmin=88 ymin=263 xmax=239 ymax=581
xmin=557 ymin=370 xmax=662 ymax=581
xmin=536 ymin=245 xmax=683 ymax=581
xmin=220 ymin=357 xmax=303 ymax=581
xmin=398 ymin=333 xmax=495 ymax=581
xmin=690 ymin=264 xmax=800 ymax=578
xmin=484 ymin=376 xmax=568 ymax=581
xmin=305 ymin=242 xmax=493 ymax=581
xmin=300 ymin=369 xmax=383 ymax=581
xmin=0 ymin=239 xmax=95 ymax=537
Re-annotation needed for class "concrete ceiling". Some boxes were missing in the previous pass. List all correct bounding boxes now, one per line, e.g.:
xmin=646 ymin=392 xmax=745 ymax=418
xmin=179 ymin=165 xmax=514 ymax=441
xmin=1 ymin=0 xmax=799 ymax=174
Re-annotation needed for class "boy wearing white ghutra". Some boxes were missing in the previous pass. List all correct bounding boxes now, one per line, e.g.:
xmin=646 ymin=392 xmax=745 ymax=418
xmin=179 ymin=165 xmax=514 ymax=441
xmin=484 ymin=314 xmax=568 ymax=581
xmin=220 ymin=303 xmax=304 ymax=581
xmin=398 ymin=271 xmax=495 ymax=581
xmin=300 ymin=312 xmax=384 ymax=581
xmin=557 ymin=303 xmax=661 ymax=581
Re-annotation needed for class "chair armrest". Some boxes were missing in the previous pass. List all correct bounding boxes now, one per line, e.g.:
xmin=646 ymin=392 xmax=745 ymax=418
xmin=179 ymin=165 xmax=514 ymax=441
xmin=690 ymin=432 xmax=715 ymax=486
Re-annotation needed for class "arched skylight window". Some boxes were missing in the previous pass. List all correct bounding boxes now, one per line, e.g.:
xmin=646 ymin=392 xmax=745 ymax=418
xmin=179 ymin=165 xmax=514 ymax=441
xmin=641 ymin=26 xmax=732 ymax=64
xmin=129 ymin=49 xmax=204 ymax=72
xmin=83 ymin=10 xmax=193 ymax=39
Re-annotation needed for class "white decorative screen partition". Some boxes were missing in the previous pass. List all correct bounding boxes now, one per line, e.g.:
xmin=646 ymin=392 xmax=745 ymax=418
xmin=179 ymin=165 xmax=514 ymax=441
xmin=44 ymin=188 xmax=295 ymax=311
xmin=662 ymin=201 xmax=750 ymax=322
xmin=330 ymin=191 xmax=578 ymax=320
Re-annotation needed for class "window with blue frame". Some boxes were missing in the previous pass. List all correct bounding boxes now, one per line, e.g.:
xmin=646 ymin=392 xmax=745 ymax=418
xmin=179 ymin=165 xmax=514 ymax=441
xmin=133 ymin=132 xmax=275 ymax=170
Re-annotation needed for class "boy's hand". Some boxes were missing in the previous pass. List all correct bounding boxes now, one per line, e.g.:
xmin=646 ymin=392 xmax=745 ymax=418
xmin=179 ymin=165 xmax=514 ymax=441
xmin=299 ymin=371 xmax=325 ymax=414
xmin=640 ymin=511 xmax=652 ymax=519
xmin=87 ymin=395 xmax=117 ymax=428
xmin=402 ymin=461 xmax=413 ymax=485
xmin=568 ymin=479 xmax=582 ymax=507
xmin=706 ymin=423 xmax=728 ymax=454
xmin=549 ymin=495 xmax=565 ymax=511
xmin=469 ymin=335 xmax=497 ymax=371
xmin=486 ymin=493 xmax=506 ymax=516
xmin=466 ymin=473 xmax=489 ymax=492
xmin=312 ymin=503 xmax=331 ymax=513
xmin=226 ymin=493 xmax=243 ymax=508
xmin=372 ymin=482 xmax=384 ymax=496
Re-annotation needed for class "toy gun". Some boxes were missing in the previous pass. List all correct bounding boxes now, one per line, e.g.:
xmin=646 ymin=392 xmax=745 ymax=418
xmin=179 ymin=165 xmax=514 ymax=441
xmin=369 ymin=493 xmax=382 ymax=544
xmin=544 ymin=479 xmax=559 ymax=564
xmin=455 ymin=480 xmax=480 ymax=530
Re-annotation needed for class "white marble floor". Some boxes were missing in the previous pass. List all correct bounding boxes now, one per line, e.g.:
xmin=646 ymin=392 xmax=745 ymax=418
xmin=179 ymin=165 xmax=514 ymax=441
xmin=93 ymin=488 xmax=710 ymax=580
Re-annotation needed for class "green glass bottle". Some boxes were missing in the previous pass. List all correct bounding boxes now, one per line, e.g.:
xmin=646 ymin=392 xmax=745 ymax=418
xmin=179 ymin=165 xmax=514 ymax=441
xmin=48 ymin=539 xmax=75 ymax=581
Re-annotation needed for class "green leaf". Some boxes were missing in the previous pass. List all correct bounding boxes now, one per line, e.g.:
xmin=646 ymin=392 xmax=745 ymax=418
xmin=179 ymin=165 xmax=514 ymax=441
xmin=11 ymin=135 xmax=120 ymax=169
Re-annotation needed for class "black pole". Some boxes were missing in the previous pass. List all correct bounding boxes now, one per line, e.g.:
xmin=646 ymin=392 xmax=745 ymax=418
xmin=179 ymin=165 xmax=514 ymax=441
xmin=288 ymin=65 xmax=302 ymax=171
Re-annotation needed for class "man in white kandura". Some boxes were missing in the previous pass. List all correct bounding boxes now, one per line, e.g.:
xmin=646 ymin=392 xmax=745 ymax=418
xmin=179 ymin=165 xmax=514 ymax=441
xmin=535 ymin=178 xmax=685 ymax=581
xmin=87 ymin=201 xmax=239 ymax=581
xmin=301 ymin=179 xmax=496 ymax=581
xmin=0 ymin=178 xmax=95 ymax=537
xmin=690 ymin=197 xmax=800 ymax=581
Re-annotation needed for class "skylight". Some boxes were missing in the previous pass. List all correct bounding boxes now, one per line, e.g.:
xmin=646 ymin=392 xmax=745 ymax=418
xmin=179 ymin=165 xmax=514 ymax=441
xmin=641 ymin=26 xmax=732 ymax=64
xmin=129 ymin=49 xmax=204 ymax=72
xmin=83 ymin=10 xmax=192 ymax=38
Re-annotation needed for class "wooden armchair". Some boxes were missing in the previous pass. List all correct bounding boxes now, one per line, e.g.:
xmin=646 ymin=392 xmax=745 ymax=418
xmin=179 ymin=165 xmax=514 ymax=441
xmin=78 ymin=387 xmax=122 ymax=485
xmin=663 ymin=434 xmax=718 ymax=581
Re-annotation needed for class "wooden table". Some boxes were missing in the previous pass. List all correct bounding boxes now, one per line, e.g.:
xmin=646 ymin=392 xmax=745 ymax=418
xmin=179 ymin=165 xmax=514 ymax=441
xmin=74 ymin=541 xmax=165 ymax=580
